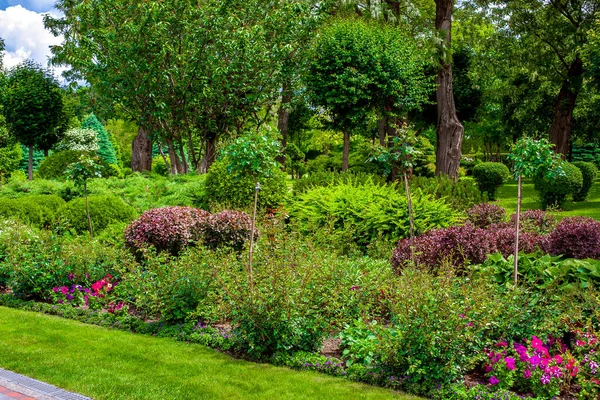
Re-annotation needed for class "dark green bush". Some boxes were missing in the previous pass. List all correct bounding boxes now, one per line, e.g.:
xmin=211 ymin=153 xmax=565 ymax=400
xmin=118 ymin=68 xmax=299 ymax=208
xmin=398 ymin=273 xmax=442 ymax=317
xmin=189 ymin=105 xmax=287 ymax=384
xmin=58 ymin=195 xmax=137 ymax=234
xmin=472 ymin=162 xmax=510 ymax=200
xmin=204 ymin=158 xmax=287 ymax=210
xmin=38 ymin=150 xmax=122 ymax=181
xmin=410 ymin=175 xmax=484 ymax=211
xmin=289 ymin=179 xmax=459 ymax=249
xmin=572 ymin=161 xmax=597 ymax=201
xmin=533 ymin=161 xmax=583 ymax=209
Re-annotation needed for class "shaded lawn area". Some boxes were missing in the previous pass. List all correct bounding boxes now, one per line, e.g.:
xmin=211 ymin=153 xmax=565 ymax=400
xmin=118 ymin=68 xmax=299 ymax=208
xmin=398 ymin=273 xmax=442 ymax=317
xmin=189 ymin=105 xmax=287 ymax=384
xmin=0 ymin=307 xmax=417 ymax=400
xmin=495 ymin=178 xmax=600 ymax=220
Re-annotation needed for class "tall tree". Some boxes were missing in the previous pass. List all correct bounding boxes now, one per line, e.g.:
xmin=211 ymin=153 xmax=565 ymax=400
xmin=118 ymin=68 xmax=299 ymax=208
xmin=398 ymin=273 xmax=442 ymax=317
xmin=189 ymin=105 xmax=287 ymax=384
xmin=0 ymin=61 xmax=64 ymax=180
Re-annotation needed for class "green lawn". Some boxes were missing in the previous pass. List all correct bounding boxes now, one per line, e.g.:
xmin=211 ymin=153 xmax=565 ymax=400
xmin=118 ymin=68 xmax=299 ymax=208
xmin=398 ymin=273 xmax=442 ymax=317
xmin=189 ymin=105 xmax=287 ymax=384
xmin=495 ymin=178 xmax=600 ymax=220
xmin=0 ymin=307 xmax=417 ymax=400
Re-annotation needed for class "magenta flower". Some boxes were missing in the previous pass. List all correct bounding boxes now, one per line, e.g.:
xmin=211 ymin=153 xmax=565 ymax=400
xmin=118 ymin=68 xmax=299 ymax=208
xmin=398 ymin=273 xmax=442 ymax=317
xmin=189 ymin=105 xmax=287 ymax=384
xmin=60 ymin=286 xmax=69 ymax=295
xmin=529 ymin=355 xmax=541 ymax=366
xmin=554 ymin=354 xmax=563 ymax=364
xmin=540 ymin=374 xmax=551 ymax=385
xmin=496 ymin=340 xmax=508 ymax=348
xmin=523 ymin=369 xmax=531 ymax=379
xmin=489 ymin=376 xmax=500 ymax=386
xmin=505 ymin=357 xmax=516 ymax=371
xmin=483 ymin=364 xmax=493 ymax=373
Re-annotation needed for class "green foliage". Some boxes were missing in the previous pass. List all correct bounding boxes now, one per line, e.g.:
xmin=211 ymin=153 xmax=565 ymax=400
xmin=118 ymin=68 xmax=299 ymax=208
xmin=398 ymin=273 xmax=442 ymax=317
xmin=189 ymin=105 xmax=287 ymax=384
xmin=339 ymin=320 xmax=380 ymax=367
xmin=293 ymin=171 xmax=387 ymax=195
xmin=221 ymin=127 xmax=281 ymax=180
xmin=0 ymin=198 xmax=47 ymax=227
xmin=58 ymin=195 xmax=137 ymax=234
xmin=65 ymin=154 xmax=104 ymax=185
xmin=38 ymin=150 xmax=84 ymax=180
xmin=410 ymin=176 xmax=485 ymax=211
xmin=289 ymin=179 xmax=459 ymax=249
xmin=507 ymin=137 xmax=563 ymax=180
xmin=476 ymin=252 xmax=600 ymax=291
xmin=17 ymin=144 xmax=44 ymax=172
xmin=81 ymin=114 xmax=118 ymax=165
xmin=572 ymin=161 xmax=597 ymax=201
xmin=151 ymin=156 xmax=170 ymax=176
xmin=204 ymin=158 xmax=287 ymax=210
xmin=472 ymin=162 xmax=510 ymax=200
xmin=533 ymin=161 xmax=583 ymax=209
xmin=105 ymin=119 xmax=137 ymax=167
xmin=0 ymin=143 xmax=22 ymax=178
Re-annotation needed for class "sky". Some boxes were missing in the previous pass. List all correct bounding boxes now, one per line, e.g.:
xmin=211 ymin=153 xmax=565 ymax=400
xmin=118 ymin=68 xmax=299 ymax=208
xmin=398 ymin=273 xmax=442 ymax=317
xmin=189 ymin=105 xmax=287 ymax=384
xmin=0 ymin=1 xmax=65 ymax=77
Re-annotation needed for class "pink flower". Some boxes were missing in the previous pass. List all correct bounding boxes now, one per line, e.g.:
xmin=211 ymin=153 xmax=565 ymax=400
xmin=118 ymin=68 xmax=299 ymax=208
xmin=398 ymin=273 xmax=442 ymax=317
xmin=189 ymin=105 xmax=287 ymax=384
xmin=505 ymin=357 xmax=516 ymax=371
xmin=489 ymin=376 xmax=500 ymax=386
xmin=570 ymin=366 xmax=579 ymax=377
xmin=483 ymin=364 xmax=493 ymax=373
xmin=576 ymin=340 xmax=586 ymax=347
xmin=60 ymin=286 xmax=69 ymax=295
xmin=554 ymin=354 xmax=563 ymax=364
xmin=523 ymin=369 xmax=531 ymax=379
xmin=496 ymin=340 xmax=508 ymax=348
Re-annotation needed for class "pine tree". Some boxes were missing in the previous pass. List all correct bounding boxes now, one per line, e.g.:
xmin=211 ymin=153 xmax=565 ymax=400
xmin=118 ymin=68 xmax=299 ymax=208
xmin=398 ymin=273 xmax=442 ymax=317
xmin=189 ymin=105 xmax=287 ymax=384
xmin=82 ymin=114 xmax=118 ymax=165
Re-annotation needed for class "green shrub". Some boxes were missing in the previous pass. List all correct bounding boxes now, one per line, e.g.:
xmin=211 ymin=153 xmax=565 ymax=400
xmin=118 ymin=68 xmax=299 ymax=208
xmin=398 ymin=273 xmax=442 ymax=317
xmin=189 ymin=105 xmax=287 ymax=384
xmin=533 ymin=161 xmax=583 ymax=209
xmin=410 ymin=175 xmax=485 ymax=211
xmin=289 ymin=179 xmax=459 ymax=249
xmin=25 ymin=195 xmax=66 ymax=226
xmin=0 ymin=197 xmax=48 ymax=227
xmin=151 ymin=156 xmax=170 ymax=176
xmin=572 ymin=161 xmax=597 ymax=201
xmin=58 ymin=195 xmax=137 ymax=234
xmin=293 ymin=171 xmax=387 ymax=195
xmin=472 ymin=162 xmax=510 ymax=200
xmin=38 ymin=150 xmax=122 ymax=181
xmin=204 ymin=158 xmax=287 ymax=210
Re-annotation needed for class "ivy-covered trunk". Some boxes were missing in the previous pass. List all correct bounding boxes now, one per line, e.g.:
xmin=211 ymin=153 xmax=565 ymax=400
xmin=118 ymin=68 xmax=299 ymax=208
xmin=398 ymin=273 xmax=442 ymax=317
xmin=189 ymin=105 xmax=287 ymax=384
xmin=549 ymin=57 xmax=583 ymax=158
xmin=435 ymin=0 xmax=463 ymax=180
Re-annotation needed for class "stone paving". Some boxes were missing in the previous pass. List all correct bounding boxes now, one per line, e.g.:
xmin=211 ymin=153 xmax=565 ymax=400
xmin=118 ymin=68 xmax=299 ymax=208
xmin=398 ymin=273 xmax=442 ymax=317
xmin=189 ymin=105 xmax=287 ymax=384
xmin=0 ymin=370 xmax=90 ymax=400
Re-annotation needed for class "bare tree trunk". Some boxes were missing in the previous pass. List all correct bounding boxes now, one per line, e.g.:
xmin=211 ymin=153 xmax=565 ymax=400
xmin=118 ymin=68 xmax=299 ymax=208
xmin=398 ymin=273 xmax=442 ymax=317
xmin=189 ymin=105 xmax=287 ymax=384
xmin=342 ymin=130 xmax=350 ymax=172
xmin=377 ymin=116 xmax=387 ymax=147
xmin=277 ymin=85 xmax=292 ymax=167
xmin=435 ymin=0 xmax=463 ymax=181
xmin=549 ymin=57 xmax=583 ymax=158
xmin=179 ymin=143 xmax=189 ymax=174
xmin=43 ymin=149 xmax=49 ymax=158
xmin=131 ymin=127 xmax=152 ymax=172
xmin=199 ymin=134 xmax=217 ymax=174
xmin=166 ymin=137 xmax=183 ymax=175
xmin=513 ymin=175 xmax=522 ymax=285
xmin=157 ymin=142 xmax=170 ymax=172
xmin=188 ymin=135 xmax=199 ymax=173
xmin=28 ymin=144 xmax=33 ymax=181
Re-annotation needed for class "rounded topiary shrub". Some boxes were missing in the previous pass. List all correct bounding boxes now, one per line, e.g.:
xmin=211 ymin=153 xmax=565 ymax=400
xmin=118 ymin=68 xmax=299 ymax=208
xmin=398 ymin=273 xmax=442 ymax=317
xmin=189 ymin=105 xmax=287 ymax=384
xmin=0 ymin=198 xmax=45 ymax=227
xmin=125 ymin=206 xmax=209 ymax=255
xmin=472 ymin=162 xmax=510 ymax=200
xmin=37 ymin=150 xmax=81 ymax=180
xmin=572 ymin=161 xmax=597 ymax=202
xmin=25 ymin=195 xmax=66 ymax=226
xmin=466 ymin=203 xmax=506 ymax=228
xmin=533 ymin=162 xmax=583 ymax=209
xmin=58 ymin=195 xmax=137 ymax=234
xmin=204 ymin=158 xmax=287 ymax=210
xmin=204 ymin=210 xmax=256 ymax=251
xmin=543 ymin=217 xmax=600 ymax=259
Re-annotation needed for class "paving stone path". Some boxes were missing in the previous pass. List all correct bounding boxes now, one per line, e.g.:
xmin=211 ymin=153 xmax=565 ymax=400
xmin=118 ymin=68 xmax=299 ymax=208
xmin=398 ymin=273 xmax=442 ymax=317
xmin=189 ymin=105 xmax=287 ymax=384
xmin=0 ymin=369 xmax=90 ymax=400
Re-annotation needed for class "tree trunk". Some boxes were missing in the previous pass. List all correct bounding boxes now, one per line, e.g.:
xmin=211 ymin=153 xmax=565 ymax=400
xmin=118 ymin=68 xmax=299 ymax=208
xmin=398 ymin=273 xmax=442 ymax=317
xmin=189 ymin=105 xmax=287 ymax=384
xmin=549 ymin=57 xmax=583 ymax=158
xmin=166 ymin=137 xmax=183 ymax=175
xmin=179 ymin=143 xmax=189 ymax=174
xmin=377 ymin=116 xmax=387 ymax=147
xmin=28 ymin=144 xmax=33 ymax=181
xmin=435 ymin=0 xmax=463 ymax=181
xmin=199 ymin=134 xmax=217 ymax=174
xmin=131 ymin=127 xmax=152 ymax=172
xmin=43 ymin=149 xmax=49 ymax=158
xmin=277 ymin=85 xmax=292 ymax=167
xmin=513 ymin=175 xmax=522 ymax=285
xmin=342 ymin=130 xmax=350 ymax=172
xmin=84 ymin=180 xmax=93 ymax=239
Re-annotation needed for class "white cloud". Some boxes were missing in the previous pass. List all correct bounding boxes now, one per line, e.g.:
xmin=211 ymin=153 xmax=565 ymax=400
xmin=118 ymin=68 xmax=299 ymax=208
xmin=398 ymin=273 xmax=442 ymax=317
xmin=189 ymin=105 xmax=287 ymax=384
xmin=1 ymin=0 xmax=56 ymax=13
xmin=0 ymin=5 xmax=65 ymax=78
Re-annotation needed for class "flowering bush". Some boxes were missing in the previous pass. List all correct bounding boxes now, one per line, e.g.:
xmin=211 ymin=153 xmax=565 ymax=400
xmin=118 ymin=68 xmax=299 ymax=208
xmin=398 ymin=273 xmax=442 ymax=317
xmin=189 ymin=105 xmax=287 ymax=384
xmin=125 ymin=206 xmax=209 ymax=255
xmin=543 ymin=217 xmax=600 ymax=259
xmin=51 ymin=273 xmax=124 ymax=312
xmin=509 ymin=209 xmax=557 ymax=235
xmin=204 ymin=210 xmax=256 ymax=251
xmin=466 ymin=203 xmax=506 ymax=228
xmin=482 ymin=333 xmax=600 ymax=398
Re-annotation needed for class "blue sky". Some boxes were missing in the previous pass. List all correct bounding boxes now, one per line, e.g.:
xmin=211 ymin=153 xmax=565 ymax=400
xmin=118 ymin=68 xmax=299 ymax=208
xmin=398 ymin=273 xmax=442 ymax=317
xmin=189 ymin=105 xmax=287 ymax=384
xmin=0 ymin=1 xmax=64 ymax=77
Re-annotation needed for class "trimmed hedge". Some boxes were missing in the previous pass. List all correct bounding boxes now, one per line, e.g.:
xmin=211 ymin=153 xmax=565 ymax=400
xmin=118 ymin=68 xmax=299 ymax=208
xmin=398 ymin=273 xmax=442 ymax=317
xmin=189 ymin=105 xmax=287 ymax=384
xmin=572 ymin=161 xmax=597 ymax=202
xmin=533 ymin=161 xmax=583 ymax=209
xmin=472 ymin=162 xmax=510 ymax=200
xmin=38 ymin=150 xmax=122 ymax=181
xmin=58 ymin=195 xmax=137 ymax=234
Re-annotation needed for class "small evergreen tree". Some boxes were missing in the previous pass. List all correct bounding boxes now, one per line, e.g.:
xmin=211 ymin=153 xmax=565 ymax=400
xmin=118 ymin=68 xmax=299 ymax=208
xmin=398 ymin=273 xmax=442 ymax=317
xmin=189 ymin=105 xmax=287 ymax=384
xmin=82 ymin=114 xmax=118 ymax=165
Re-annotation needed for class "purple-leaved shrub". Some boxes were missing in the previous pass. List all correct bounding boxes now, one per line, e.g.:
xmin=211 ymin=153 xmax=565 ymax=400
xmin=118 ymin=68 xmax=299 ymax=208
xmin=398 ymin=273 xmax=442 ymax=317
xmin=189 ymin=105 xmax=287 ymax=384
xmin=543 ymin=217 xmax=600 ymax=259
xmin=467 ymin=203 xmax=506 ymax=228
xmin=510 ymin=210 xmax=557 ymax=235
xmin=205 ymin=210 xmax=257 ymax=251
xmin=125 ymin=206 xmax=209 ymax=255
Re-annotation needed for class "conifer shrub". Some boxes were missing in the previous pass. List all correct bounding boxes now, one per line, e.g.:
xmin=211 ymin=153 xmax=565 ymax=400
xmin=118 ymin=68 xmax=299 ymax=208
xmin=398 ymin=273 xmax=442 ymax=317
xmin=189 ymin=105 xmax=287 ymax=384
xmin=572 ymin=161 xmax=597 ymax=202
xmin=58 ymin=195 xmax=137 ymax=234
xmin=410 ymin=176 xmax=484 ymax=211
xmin=82 ymin=114 xmax=118 ymax=165
xmin=0 ymin=198 xmax=46 ymax=227
xmin=472 ymin=162 xmax=510 ymax=200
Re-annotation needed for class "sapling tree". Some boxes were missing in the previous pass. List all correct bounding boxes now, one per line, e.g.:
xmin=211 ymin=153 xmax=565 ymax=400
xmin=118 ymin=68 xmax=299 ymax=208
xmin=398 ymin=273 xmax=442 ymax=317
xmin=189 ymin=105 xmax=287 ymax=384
xmin=507 ymin=137 xmax=562 ymax=284
xmin=65 ymin=155 xmax=103 ymax=238
xmin=220 ymin=127 xmax=281 ymax=287
xmin=369 ymin=126 xmax=421 ymax=263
